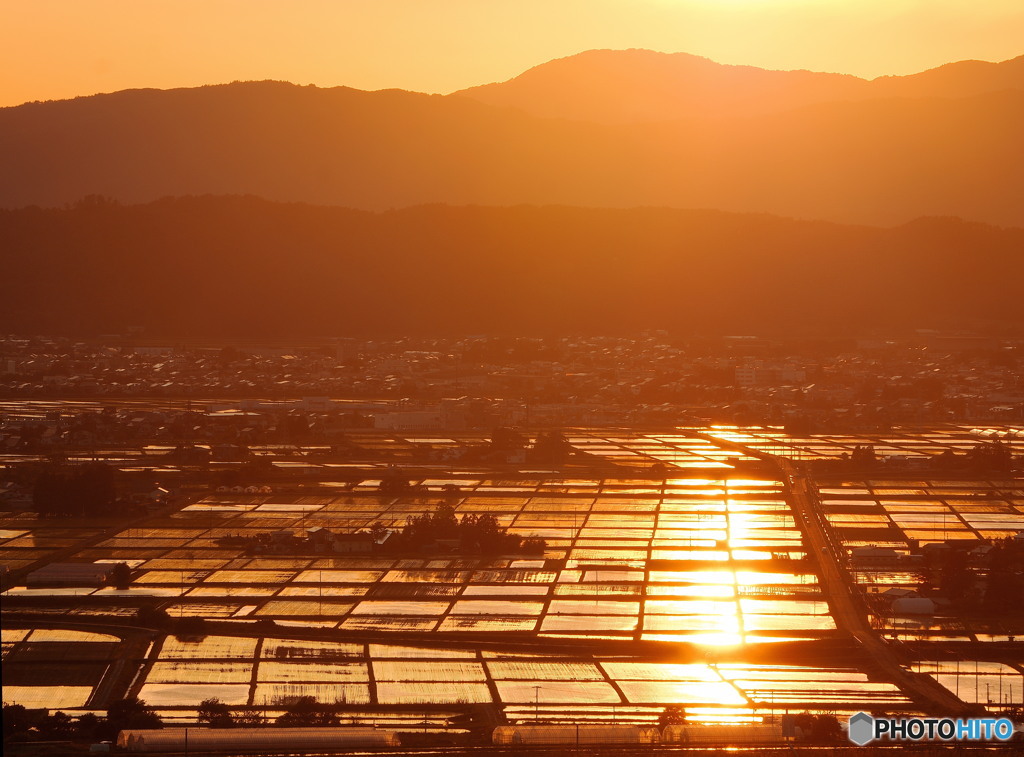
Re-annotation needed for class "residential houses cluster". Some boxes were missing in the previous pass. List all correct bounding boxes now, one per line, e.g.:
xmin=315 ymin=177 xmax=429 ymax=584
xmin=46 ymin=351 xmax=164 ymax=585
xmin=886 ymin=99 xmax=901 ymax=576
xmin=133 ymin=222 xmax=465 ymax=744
xmin=0 ymin=333 xmax=1021 ymax=437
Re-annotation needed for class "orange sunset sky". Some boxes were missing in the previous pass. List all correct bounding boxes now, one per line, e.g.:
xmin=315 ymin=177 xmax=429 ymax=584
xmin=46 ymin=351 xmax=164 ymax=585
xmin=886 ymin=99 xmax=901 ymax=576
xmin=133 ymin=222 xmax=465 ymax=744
xmin=4 ymin=0 xmax=1024 ymax=108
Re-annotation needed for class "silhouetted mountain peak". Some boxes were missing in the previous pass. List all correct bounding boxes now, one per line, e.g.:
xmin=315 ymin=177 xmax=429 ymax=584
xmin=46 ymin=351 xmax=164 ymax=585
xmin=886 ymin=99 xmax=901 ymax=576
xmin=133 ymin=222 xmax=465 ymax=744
xmin=456 ymin=48 xmax=1024 ymax=123
xmin=455 ymin=48 xmax=869 ymax=122
xmin=869 ymin=55 xmax=1024 ymax=98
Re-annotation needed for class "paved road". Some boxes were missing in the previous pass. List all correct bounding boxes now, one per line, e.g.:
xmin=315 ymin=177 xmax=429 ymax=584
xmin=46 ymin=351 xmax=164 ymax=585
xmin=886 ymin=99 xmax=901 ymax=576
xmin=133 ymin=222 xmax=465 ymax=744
xmin=779 ymin=458 xmax=981 ymax=716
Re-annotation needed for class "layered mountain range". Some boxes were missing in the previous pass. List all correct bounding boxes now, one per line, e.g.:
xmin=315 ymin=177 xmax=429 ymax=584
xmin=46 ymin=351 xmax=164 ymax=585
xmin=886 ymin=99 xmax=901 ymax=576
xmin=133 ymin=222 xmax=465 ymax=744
xmin=2 ymin=50 xmax=1022 ymax=227
xmin=2 ymin=51 xmax=1022 ymax=335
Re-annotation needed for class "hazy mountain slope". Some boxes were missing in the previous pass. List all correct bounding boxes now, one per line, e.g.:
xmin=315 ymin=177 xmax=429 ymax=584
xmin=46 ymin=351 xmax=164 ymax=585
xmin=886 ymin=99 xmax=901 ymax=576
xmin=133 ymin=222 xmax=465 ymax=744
xmin=1 ymin=80 xmax=1022 ymax=226
xmin=2 ymin=197 xmax=1021 ymax=337
xmin=454 ymin=49 xmax=870 ymax=122
xmin=454 ymin=48 xmax=1024 ymax=122
xmin=870 ymin=55 xmax=1024 ymax=99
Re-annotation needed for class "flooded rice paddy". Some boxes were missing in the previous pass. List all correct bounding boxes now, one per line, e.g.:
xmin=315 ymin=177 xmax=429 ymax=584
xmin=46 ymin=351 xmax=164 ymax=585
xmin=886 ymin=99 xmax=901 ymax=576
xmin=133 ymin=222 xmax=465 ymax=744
xmin=2 ymin=424 xmax=1023 ymax=728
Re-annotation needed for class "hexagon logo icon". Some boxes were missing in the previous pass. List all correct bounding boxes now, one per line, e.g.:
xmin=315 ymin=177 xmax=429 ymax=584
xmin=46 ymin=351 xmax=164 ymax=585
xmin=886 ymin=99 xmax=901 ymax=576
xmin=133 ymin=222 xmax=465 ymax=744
xmin=848 ymin=712 xmax=875 ymax=746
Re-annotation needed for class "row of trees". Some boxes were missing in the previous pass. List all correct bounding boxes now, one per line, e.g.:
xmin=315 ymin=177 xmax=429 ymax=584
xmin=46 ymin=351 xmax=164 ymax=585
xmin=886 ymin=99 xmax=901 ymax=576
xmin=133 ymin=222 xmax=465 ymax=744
xmin=390 ymin=502 xmax=545 ymax=554
xmin=3 ymin=695 xmax=351 ymax=744
xmin=828 ymin=440 xmax=1018 ymax=475
xmin=919 ymin=535 xmax=1024 ymax=615
xmin=3 ymin=696 xmax=161 ymax=743
xmin=489 ymin=428 xmax=577 ymax=464
xmin=198 ymin=696 xmax=338 ymax=727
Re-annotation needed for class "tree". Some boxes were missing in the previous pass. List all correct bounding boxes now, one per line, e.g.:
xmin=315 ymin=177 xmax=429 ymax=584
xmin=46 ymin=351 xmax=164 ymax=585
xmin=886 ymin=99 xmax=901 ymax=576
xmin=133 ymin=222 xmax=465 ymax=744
xmin=967 ymin=440 xmax=1013 ymax=473
xmin=793 ymin=711 xmax=841 ymax=742
xmin=75 ymin=713 xmax=102 ymax=741
xmin=275 ymin=696 xmax=339 ymax=727
xmin=851 ymin=444 xmax=876 ymax=467
xmin=521 ymin=537 xmax=546 ymax=555
xmin=368 ymin=521 xmax=388 ymax=542
xmin=433 ymin=502 xmax=459 ymax=536
xmin=38 ymin=711 xmax=76 ymax=739
xmin=810 ymin=713 xmax=841 ymax=741
xmin=107 ymin=696 xmax=163 ymax=729
xmin=235 ymin=710 xmax=267 ymax=726
xmin=2 ymin=703 xmax=34 ymax=738
xmin=379 ymin=466 xmax=411 ymax=494
xmin=173 ymin=616 xmax=208 ymax=638
xmin=658 ymin=705 xmax=687 ymax=728
xmin=103 ymin=696 xmax=162 ymax=739
xmin=460 ymin=512 xmax=501 ymax=552
xmin=490 ymin=427 xmax=526 ymax=453
xmin=938 ymin=549 xmax=972 ymax=602
xmin=32 ymin=468 xmax=73 ymax=517
xmin=136 ymin=605 xmax=171 ymax=628
xmin=530 ymin=432 xmax=573 ymax=464
xmin=110 ymin=561 xmax=132 ymax=590
xmin=78 ymin=462 xmax=117 ymax=516
xmin=197 ymin=698 xmax=235 ymax=728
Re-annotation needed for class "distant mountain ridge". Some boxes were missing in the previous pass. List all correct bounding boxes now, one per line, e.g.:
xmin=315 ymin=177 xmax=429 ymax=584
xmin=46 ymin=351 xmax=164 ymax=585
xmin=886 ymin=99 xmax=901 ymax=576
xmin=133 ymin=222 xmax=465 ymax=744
xmin=1 ymin=50 xmax=1022 ymax=226
xmin=1 ymin=197 xmax=1022 ymax=337
xmin=454 ymin=48 xmax=1024 ymax=122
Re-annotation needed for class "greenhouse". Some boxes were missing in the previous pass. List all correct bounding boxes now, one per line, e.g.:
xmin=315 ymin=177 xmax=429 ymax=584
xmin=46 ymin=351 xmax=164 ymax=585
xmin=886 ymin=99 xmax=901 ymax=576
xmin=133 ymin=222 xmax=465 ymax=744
xmin=118 ymin=727 xmax=400 ymax=752
xmin=662 ymin=724 xmax=784 ymax=744
xmin=492 ymin=725 xmax=660 ymax=745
